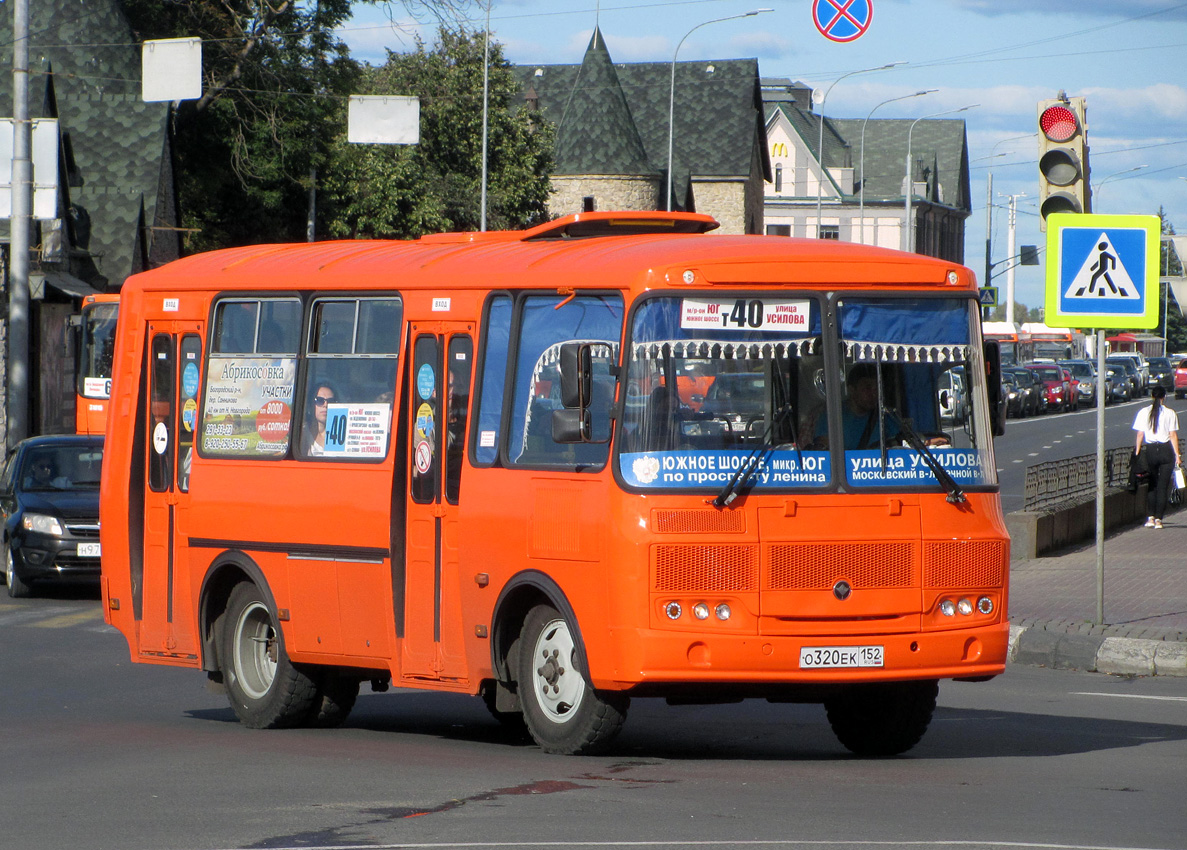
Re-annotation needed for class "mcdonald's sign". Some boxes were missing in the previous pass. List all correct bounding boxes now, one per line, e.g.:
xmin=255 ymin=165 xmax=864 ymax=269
xmin=771 ymin=142 xmax=788 ymax=158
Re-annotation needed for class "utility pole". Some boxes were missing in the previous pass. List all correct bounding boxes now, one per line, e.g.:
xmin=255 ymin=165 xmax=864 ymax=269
xmin=1005 ymin=193 xmax=1022 ymax=326
xmin=7 ymin=0 xmax=31 ymax=449
xmin=984 ymin=172 xmax=992 ymax=319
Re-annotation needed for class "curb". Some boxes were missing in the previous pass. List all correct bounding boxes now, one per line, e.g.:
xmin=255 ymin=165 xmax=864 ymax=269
xmin=1009 ymin=623 xmax=1187 ymax=677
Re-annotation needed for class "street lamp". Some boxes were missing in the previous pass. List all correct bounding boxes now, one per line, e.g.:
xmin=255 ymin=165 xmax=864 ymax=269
xmin=667 ymin=8 xmax=773 ymax=211
xmin=1093 ymin=165 xmax=1148 ymax=211
xmin=813 ymin=61 xmax=906 ymax=236
xmin=859 ymin=89 xmax=935 ymax=244
xmin=903 ymin=103 xmax=977 ymax=252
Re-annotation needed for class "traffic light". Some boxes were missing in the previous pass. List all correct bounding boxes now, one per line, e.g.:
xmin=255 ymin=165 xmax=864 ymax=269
xmin=1037 ymin=95 xmax=1090 ymax=231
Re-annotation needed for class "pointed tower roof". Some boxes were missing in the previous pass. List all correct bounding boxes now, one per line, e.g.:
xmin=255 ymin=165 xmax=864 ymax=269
xmin=552 ymin=27 xmax=654 ymax=176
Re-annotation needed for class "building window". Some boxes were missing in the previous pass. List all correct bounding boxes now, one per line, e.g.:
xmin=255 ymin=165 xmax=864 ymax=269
xmin=765 ymin=225 xmax=791 ymax=237
xmin=818 ymin=225 xmax=840 ymax=240
xmin=774 ymin=164 xmax=783 ymax=193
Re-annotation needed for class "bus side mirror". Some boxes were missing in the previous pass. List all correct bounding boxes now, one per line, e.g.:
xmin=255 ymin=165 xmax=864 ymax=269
xmin=552 ymin=408 xmax=591 ymax=443
xmin=984 ymin=340 xmax=1005 ymax=437
xmin=554 ymin=342 xmax=614 ymax=444
xmin=558 ymin=342 xmax=592 ymax=409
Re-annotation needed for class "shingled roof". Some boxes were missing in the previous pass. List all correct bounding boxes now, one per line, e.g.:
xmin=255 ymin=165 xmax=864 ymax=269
xmin=0 ymin=0 xmax=177 ymax=289
xmin=515 ymin=33 xmax=768 ymax=209
xmin=831 ymin=117 xmax=970 ymax=210
xmin=766 ymin=100 xmax=851 ymax=189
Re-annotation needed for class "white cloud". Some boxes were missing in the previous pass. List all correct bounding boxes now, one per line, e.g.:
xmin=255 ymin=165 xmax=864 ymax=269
xmin=728 ymin=31 xmax=794 ymax=60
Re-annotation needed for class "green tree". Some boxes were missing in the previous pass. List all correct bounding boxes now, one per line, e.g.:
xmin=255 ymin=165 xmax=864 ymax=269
xmin=121 ymin=0 xmax=363 ymax=251
xmin=318 ymin=28 xmax=554 ymax=239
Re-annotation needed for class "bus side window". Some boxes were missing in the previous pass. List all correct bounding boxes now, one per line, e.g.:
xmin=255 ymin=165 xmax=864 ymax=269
xmin=445 ymin=336 xmax=473 ymax=505
xmin=471 ymin=294 xmax=512 ymax=466
xmin=149 ymin=334 xmax=174 ymax=491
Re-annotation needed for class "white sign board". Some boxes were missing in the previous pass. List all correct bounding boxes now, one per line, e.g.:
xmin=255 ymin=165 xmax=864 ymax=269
xmin=0 ymin=118 xmax=60 ymax=219
xmin=348 ymin=96 xmax=420 ymax=145
xmin=142 ymin=38 xmax=202 ymax=103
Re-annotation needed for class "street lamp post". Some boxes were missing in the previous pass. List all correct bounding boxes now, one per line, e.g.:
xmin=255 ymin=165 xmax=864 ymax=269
xmin=1093 ymin=164 xmax=1148 ymax=211
xmin=813 ymin=61 xmax=906 ymax=237
xmin=859 ymin=89 xmax=935 ymax=245
xmin=902 ymin=104 xmax=977 ymax=252
xmin=667 ymin=8 xmax=772 ymax=211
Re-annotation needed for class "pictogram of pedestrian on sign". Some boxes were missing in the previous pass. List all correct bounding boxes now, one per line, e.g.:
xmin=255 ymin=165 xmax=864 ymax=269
xmin=1063 ymin=232 xmax=1138 ymax=302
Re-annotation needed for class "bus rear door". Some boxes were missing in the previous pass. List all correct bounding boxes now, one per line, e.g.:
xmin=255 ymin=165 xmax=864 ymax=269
xmin=402 ymin=324 xmax=474 ymax=682
xmin=139 ymin=321 xmax=203 ymax=659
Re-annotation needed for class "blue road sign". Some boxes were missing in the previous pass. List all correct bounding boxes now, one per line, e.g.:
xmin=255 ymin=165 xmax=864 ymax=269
xmin=1045 ymin=213 xmax=1160 ymax=329
xmin=979 ymin=287 xmax=998 ymax=307
xmin=813 ymin=0 xmax=873 ymax=42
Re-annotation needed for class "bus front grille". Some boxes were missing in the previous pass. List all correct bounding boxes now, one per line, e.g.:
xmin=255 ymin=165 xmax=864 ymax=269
xmin=922 ymin=540 xmax=1007 ymax=589
xmin=765 ymin=541 xmax=916 ymax=590
xmin=654 ymin=544 xmax=758 ymax=591
xmin=651 ymin=509 xmax=745 ymax=534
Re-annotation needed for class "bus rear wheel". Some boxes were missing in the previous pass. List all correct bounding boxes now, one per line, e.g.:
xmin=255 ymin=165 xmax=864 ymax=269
xmin=307 ymin=672 xmax=360 ymax=728
xmin=824 ymin=679 xmax=938 ymax=757
xmin=220 ymin=581 xmax=318 ymax=729
xmin=516 ymin=604 xmax=627 ymax=755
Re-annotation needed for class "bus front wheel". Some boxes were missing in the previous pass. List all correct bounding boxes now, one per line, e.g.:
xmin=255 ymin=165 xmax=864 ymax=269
xmin=516 ymin=604 xmax=628 ymax=755
xmin=824 ymin=679 xmax=938 ymax=757
xmin=220 ymin=581 xmax=318 ymax=729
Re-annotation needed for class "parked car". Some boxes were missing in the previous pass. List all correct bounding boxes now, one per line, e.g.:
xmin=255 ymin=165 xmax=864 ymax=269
xmin=1025 ymin=364 xmax=1071 ymax=412
xmin=1009 ymin=367 xmax=1043 ymax=416
xmin=1058 ymin=359 xmax=1099 ymax=408
xmin=1176 ymin=358 xmax=1187 ymax=400
xmin=1106 ymin=365 xmax=1129 ymax=403
xmin=1106 ymin=356 xmax=1141 ymax=400
xmin=1110 ymin=352 xmax=1149 ymax=394
xmin=1059 ymin=367 xmax=1080 ymax=409
xmin=1146 ymin=357 xmax=1175 ymax=393
xmin=1 ymin=435 xmax=103 ymax=598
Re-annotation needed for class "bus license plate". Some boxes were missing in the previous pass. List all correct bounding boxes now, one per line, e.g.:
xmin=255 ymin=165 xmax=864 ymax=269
xmin=78 ymin=542 xmax=101 ymax=558
xmin=799 ymin=645 xmax=883 ymax=669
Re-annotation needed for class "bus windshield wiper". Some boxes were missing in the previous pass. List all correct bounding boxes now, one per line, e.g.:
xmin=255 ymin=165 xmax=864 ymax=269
xmin=882 ymin=407 xmax=967 ymax=504
xmin=711 ymin=403 xmax=796 ymax=508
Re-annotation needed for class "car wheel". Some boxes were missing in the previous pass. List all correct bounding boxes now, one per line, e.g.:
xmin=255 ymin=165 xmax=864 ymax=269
xmin=219 ymin=581 xmax=319 ymax=729
xmin=5 ymin=542 xmax=33 ymax=599
xmin=516 ymin=603 xmax=628 ymax=755
xmin=824 ymin=679 xmax=938 ymax=757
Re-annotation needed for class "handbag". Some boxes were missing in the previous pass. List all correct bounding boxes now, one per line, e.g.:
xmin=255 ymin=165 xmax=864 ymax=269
xmin=1128 ymin=449 xmax=1149 ymax=493
xmin=1175 ymin=465 xmax=1186 ymax=491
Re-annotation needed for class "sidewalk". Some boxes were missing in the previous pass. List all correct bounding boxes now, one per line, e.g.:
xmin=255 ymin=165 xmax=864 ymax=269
xmin=1008 ymin=507 xmax=1187 ymax=676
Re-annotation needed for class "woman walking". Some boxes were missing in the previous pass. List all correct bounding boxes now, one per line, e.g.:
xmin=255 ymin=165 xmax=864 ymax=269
xmin=1133 ymin=385 xmax=1181 ymax=529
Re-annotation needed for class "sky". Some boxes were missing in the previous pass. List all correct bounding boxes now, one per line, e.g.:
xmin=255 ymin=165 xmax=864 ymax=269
xmin=337 ymin=0 xmax=1187 ymax=314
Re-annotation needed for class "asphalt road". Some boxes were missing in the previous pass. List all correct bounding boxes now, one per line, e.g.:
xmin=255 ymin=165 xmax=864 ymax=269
xmin=2 ymin=592 xmax=1186 ymax=850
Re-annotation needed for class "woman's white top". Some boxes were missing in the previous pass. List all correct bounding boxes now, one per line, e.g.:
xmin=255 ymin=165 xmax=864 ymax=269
xmin=1133 ymin=404 xmax=1180 ymax=443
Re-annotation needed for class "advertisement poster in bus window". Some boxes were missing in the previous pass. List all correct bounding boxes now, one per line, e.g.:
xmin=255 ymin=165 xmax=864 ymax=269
xmin=201 ymin=357 xmax=295 ymax=456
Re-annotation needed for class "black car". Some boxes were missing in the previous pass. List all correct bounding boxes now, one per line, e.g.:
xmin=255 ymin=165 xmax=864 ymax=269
xmin=1106 ymin=357 xmax=1141 ymax=400
xmin=1009 ymin=367 xmax=1044 ymax=416
xmin=1 ymin=435 xmax=104 ymax=598
xmin=1147 ymin=357 xmax=1175 ymax=393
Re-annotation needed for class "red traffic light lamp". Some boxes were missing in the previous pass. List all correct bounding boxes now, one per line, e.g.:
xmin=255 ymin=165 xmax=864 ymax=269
xmin=1037 ymin=95 xmax=1090 ymax=230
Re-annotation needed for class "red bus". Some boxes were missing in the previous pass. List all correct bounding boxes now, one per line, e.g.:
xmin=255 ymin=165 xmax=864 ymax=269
xmin=76 ymin=293 xmax=119 ymax=435
xmin=100 ymin=211 xmax=1009 ymax=756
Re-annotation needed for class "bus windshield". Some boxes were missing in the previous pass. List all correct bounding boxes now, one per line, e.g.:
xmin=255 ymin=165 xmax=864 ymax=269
xmin=618 ymin=294 xmax=995 ymax=492
xmin=78 ymin=302 xmax=118 ymax=399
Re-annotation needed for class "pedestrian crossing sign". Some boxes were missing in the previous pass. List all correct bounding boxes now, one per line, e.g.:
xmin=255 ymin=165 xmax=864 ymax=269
xmin=1045 ymin=213 xmax=1160 ymax=329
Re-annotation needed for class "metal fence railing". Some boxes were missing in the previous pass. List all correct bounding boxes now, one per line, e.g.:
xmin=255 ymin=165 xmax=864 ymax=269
xmin=1023 ymin=439 xmax=1183 ymax=512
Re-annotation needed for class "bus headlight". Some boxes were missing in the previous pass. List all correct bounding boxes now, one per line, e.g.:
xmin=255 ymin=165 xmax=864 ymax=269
xmin=939 ymin=599 xmax=956 ymax=617
xmin=957 ymin=598 xmax=974 ymax=616
xmin=715 ymin=603 xmax=731 ymax=621
xmin=977 ymin=596 xmax=995 ymax=614
xmin=664 ymin=602 xmax=682 ymax=620
xmin=692 ymin=603 xmax=710 ymax=620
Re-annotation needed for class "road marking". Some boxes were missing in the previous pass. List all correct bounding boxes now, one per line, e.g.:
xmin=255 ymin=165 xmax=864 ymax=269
xmin=1028 ymin=452 xmax=1040 ymax=457
xmin=215 ymin=840 xmax=1187 ymax=850
xmin=1012 ymin=459 xmax=1023 ymax=463
xmin=1073 ymin=691 xmax=1187 ymax=703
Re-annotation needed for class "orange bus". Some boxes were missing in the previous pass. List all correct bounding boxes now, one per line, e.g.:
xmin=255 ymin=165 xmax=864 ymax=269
xmin=76 ymin=293 xmax=120 ymax=435
xmin=100 ymin=211 xmax=1010 ymax=756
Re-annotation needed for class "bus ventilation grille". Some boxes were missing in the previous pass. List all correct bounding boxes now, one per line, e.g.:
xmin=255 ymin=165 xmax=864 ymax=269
xmin=765 ymin=542 xmax=916 ymax=590
xmin=654 ymin=544 xmax=758 ymax=591
xmin=651 ymin=509 xmax=745 ymax=534
xmin=922 ymin=540 xmax=1006 ymax=589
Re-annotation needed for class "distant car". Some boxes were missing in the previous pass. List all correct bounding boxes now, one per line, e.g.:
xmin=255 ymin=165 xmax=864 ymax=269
xmin=1175 ymin=358 xmax=1187 ymax=400
xmin=1110 ymin=352 xmax=1149 ymax=394
xmin=1001 ymin=371 xmax=1024 ymax=418
xmin=1009 ymin=367 xmax=1042 ymax=416
xmin=1106 ymin=365 xmax=1128 ymax=403
xmin=1026 ymin=364 xmax=1070 ymax=412
xmin=1058 ymin=359 xmax=1097 ymax=408
xmin=1 ymin=435 xmax=103 ymax=598
xmin=1147 ymin=357 xmax=1174 ymax=393
xmin=938 ymin=367 xmax=969 ymax=424
xmin=1106 ymin=357 xmax=1141 ymax=400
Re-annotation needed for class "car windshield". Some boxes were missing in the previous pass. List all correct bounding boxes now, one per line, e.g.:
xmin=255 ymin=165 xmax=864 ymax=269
xmin=1149 ymin=358 xmax=1171 ymax=370
xmin=1034 ymin=367 xmax=1062 ymax=381
xmin=1060 ymin=362 xmax=1093 ymax=379
xmin=20 ymin=444 xmax=104 ymax=491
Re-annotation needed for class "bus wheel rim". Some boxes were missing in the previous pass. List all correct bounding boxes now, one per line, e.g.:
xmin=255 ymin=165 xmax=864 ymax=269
xmin=233 ymin=600 xmax=277 ymax=700
xmin=531 ymin=618 xmax=584 ymax=724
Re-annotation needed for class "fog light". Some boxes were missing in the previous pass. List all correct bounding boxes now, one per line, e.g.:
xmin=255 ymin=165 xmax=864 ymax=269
xmin=692 ymin=602 xmax=710 ymax=620
xmin=715 ymin=603 xmax=731 ymax=621
xmin=977 ymin=596 xmax=994 ymax=614
xmin=957 ymin=598 xmax=974 ymax=616
xmin=665 ymin=602 xmax=682 ymax=620
xmin=939 ymin=599 xmax=956 ymax=617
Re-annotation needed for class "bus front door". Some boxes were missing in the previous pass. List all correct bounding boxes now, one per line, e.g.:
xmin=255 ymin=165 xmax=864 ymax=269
xmin=401 ymin=325 xmax=473 ymax=683
xmin=139 ymin=323 xmax=203 ymax=660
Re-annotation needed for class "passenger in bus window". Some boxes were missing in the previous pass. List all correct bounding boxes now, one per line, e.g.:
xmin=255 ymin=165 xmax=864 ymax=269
xmin=302 ymin=381 xmax=337 ymax=456
xmin=812 ymin=364 xmax=896 ymax=450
